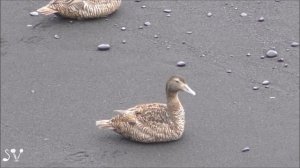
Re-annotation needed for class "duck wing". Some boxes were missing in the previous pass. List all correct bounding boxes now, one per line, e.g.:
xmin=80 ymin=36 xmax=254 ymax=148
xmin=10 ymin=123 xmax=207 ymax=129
xmin=114 ymin=103 xmax=169 ymax=126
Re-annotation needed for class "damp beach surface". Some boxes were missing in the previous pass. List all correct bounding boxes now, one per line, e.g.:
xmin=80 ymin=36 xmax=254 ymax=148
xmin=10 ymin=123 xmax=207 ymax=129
xmin=1 ymin=1 xmax=299 ymax=168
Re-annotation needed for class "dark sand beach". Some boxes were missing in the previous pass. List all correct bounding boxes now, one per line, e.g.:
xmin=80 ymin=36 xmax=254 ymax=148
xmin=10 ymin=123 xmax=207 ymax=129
xmin=1 ymin=0 xmax=299 ymax=167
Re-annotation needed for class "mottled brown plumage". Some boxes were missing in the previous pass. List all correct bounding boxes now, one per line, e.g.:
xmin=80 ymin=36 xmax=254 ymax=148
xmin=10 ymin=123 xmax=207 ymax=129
xmin=96 ymin=76 xmax=196 ymax=143
xmin=36 ymin=0 xmax=121 ymax=20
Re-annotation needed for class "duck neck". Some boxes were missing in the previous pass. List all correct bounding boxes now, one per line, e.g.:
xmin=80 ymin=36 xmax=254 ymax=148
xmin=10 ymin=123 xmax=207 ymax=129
xmin=166 ymin=91 xmax=183 ymax=112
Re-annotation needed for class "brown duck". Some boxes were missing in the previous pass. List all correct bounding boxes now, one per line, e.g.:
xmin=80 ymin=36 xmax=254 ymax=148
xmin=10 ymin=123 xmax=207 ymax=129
xmin=96 ymin=76 xmax=196 ymax=143
xmin=36 ymin=0 xmax=121 ymax=20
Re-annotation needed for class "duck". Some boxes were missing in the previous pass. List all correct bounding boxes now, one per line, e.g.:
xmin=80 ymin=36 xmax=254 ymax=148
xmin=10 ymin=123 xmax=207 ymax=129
xmin=36 ymin=0 xmax=122 ymax=20
xmin=96 ymin=76 xmax=196 ymax=143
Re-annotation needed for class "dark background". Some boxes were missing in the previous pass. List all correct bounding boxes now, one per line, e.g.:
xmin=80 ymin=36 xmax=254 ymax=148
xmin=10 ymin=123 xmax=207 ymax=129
xmin=1 ymin=0 xmax=299 ymax=167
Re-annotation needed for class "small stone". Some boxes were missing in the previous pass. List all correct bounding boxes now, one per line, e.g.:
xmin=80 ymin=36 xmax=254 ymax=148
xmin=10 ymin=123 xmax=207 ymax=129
xmin=284 ymin=63 xmax=288 ymax=67
xmin=291 ymin=42 xmax=299 ymax=47
xmin=186 ymin=31 xmax=192 ymax=34
xmin=258 ymin=16 xmax=264 ymax=22
xmin=260 ymin=55 xmax=265 ymax=59
xmin=166 ymin=14 xmax=171 ymax=17
xmin=154 ymin=34 xmax=158 ymax=38
xmin=144 ymin=21 xmax=151 ymax=26
xmin=246 ymin=53 xmax=251 ymax=56
xmin=234 ymin=7 xmax=238 ymax=10
xmin=286 ymin=48 xmax=290 ymax=51
xmin=121 ymin=27 xmax=126 ymax=31
xmin=269 ymin=96 xmax=276 ymax=99
xmin=30 ymin=11 xmax=39 ymax=16
xmin=262 ymin=80 xmax=270 ymax=85
xmin=104 ymin=19 xmax=108 ymax=21
xmin=122 ymin=40 xmax=126 ymax=44
xmin=54 ymin=34 xmax=60 ymax=39
xmin=253 ymin=86 xmax=259 ymax=90
xmin=226 ymin=69 xmax=232 ymax=73
xmin=138 ymin=26 xmax=143 ymax=29
xmin=141 ymin=5 xmax=146 ymax=8
xmin=44 ymin=138 xmax=49 ymax=141
xmin=277 ymin=58 xmax=284 ymax=62
xmin=163 ymin=9 xmax=172 ymax=13
xmin=201 ymin=54 xmax=205 ymax=57
xmin=27 ymin=24 xmax=33 ymax=27
xmin=176 ymin=61 xmax=186 ymax=67
xmin=240 ymin=12 xmax=247 ymax=17
xmin=166 ymin=46 xmax=171 ymax=49
xmin=31 ymin=89 xmax=35 ymax=93
xmin=97 ymin=44 xmax=110 ymax=51
xmin=266 ymin=49 xmax=278 ymax=58
xmin=242 ymin=147 xmax=250 ymax=152
xmin=207 ymin=12 xmax=213 ymax=17
xmin=265 ymin=85 xmax=270 ymax=88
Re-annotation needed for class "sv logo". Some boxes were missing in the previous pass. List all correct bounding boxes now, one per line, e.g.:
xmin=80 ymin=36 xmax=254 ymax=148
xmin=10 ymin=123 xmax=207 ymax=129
xmin=2 ymin=149 xmax=24 ymax=162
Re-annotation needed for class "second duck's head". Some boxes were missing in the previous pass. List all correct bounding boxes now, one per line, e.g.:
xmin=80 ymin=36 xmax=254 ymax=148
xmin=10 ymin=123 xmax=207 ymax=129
xmin=166 ymin=76 xmax=196 ymax=96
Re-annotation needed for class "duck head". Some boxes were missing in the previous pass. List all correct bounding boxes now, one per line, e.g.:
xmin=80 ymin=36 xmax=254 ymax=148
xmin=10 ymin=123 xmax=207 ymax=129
xmin=166 ymin=76 xmax=196 ymax=96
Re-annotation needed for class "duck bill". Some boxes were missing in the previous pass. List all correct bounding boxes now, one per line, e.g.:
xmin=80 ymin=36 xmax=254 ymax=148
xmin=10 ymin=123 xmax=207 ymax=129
xmin=183 ymin=84 xmax=196 ymax=95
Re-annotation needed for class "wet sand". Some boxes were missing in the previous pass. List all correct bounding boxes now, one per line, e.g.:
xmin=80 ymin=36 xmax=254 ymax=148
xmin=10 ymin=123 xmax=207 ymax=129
xmin=1 ymin=0 xmax=299 ymax=167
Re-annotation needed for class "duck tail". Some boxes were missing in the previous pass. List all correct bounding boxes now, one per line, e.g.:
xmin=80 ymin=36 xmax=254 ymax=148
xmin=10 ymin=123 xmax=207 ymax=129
xmin=37 ymin=5 xmax=58 ymax=15
xmin=96 ymin=119 xmax=114 ymax=129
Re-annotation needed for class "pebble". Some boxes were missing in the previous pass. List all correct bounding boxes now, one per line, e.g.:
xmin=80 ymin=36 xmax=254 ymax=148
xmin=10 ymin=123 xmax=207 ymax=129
xmin=97 ymin=44 xmax=110 ymax=51
xmin=176 ymin=61 xmax=186 ymax=67
xmin=29 ymin=11 xmax=39 ymax=16
xmin=291 ymin=42 xmax=299 ymax=47
xmin=122 ymin=40 xmax=126 ymax=44
xmin=154 ymin=34 xmax=158 ymax=38
xmin=270 ymin=96 xmax=276 ymax=99
xmin=265 ymin=85 xmax=270 ymax=88
xmin=27 ymin=24 xmax=33 ymax=27
xmin=266 ymin=49 xmax=278 ymax=58
xmin=31 ymin=89 xmax=35 ymax=93
xmin=144 ymin=21 xmax=151 ymax=26
xmin=163 ymin=9 xmax=172 ymax=13
xmin=242 ymin=147 xmax=250 ymax=152
xmin=260 ymin=55 xmax=265 ymax=59
xmin=284 ymin=63 xmax=288 ymax=67
xmin=166 ymin=14 xmax=171 ymax=17
xmin=258 ymin=16 xmax=264 ymax=22
xmin=240 ymin=12 xmax=247 ymax=17
xmin=121 ymin=27 xmax=126 ymax=31
xmin=246 ymin=53 xmax=251 ymax=57
xmin=138 ymin=26 xmax=143 ymax=29
xmin=262 ymin=80 xmax=270 ymax=85
xmin=141 ymin=5 xmax=146 ymax=8
xmin=226 ymin=69 xmax=232 ymax=73
xmin=54 ymin=34 xmax=60 ymax=39
xmin=253 ymin=86 xmax=259 ymax=90
xmin=186 ymin=31 xmax=192 ymax=34
xmin=207 ymin=12 xmax=213 ymax=17
xmin=277 ymin=58 xmax=284 ymax=62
